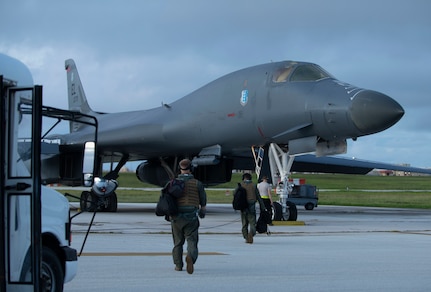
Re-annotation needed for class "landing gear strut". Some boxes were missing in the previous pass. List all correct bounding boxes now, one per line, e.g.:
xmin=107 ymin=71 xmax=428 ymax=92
xmin=253 ymin=143 xmax=298 ymax=221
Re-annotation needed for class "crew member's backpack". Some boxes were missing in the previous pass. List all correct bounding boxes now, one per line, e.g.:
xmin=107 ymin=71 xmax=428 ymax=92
xmin=232 ymin=183 xmax=248 ymax=211
xmin=162 ymin=179 xmax=185 ymax=198
xmin=155 ymin=179 xmax=185 ymax=217
xmin=155 ymin=191 xmax=178 ymax=216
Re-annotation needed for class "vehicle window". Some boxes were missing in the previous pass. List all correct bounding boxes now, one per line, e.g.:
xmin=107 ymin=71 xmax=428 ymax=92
xmin=290 ymin=65 xmax=331 ymax=81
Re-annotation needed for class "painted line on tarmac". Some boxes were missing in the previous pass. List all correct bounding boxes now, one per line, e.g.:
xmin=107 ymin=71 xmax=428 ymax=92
xmin=79 ymin=252 xmax=227 ymax=257
xmin=271 ymin=221 xmax=305 ymax=226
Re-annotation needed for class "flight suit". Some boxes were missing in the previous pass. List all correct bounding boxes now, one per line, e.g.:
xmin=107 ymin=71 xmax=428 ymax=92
xmin=240 ymin=180 xmax=265 ymax=243
xmin=171 ymin=174 xmax=206 ymax=270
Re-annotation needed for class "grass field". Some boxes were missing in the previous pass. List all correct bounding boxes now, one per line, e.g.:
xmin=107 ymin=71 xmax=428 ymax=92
xmin=61 ymin=172 xmax=431 ymax=209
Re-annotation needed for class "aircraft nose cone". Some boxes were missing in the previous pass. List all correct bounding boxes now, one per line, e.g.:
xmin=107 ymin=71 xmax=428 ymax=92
xmin=351 ymin=90 xmax=404 ymax=135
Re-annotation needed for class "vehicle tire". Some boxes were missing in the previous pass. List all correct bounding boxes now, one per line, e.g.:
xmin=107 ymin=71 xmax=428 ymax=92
xmin=80 ymin=191 xmax=97 ymax=212
xmin=305 ymin=202 xmax=314 ymax=210
xmin=40 ymin=246 xmax=64 ymax=292
xmin=286 ymin=201 xmax=298 ymax=221
xmin=272 ymin=202 xmax=282 ymax=221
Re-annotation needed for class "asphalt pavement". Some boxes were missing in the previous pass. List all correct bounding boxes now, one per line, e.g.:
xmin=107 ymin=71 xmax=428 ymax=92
xmin=64 ymin=204 xmax=431 ymax=292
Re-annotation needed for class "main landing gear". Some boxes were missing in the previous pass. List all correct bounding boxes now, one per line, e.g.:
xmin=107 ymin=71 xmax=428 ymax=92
xmin=79 ymin=155 xmax=127 ymax=212
xmin=80 ymin=178 xmax=118 ymax=212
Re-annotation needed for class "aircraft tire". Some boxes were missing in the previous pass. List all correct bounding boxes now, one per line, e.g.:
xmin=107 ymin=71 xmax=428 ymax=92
xmin=107 ymin=192 xmax=118 ymax=212
xmin=286 ymin=201 xmax=298 ymax=221
xmin=80 ymin=191 xmax=97 ymax=212
xmin=272 ymin=202 xmax=282 ymax=221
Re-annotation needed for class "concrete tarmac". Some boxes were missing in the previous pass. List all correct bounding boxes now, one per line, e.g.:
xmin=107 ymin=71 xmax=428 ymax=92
xmin=65 ymin=204 xmax=431 ymax=292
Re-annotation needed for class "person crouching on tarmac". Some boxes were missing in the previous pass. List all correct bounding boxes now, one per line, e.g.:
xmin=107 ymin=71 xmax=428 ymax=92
xmin=171 ymin=159 xmax=207 ymax=274
xmin=240 ymin=173 xmax=266 ymax=244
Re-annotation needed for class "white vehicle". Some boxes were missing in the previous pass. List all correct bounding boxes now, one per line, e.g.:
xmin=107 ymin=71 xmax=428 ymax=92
xmin=8 ymin=165 xmax=77 ymax=291
xmin=1 ymin=53 xmax=96 ymax=291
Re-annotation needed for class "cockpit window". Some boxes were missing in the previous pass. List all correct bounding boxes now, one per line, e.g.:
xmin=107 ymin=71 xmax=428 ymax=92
xmin=290 ymin=65 xmax=331 ymax=81
xmin=272 ymin=64 xmax=332 ymax=83
xmin=272 ymin=66 xmax=294 ymax=83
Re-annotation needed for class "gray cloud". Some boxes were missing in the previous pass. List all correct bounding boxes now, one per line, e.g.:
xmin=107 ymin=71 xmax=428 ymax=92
xmin=1 ymin=0 xmax=430 ymax=167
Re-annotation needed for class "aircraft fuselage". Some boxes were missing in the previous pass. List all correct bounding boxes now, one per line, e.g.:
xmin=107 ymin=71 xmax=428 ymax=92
xmin=76 ymin=61 xmax=402 ymax=161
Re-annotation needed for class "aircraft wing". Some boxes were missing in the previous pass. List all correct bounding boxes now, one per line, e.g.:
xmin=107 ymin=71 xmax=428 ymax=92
xmin=292 ymin=154 xmax=431 ymax=175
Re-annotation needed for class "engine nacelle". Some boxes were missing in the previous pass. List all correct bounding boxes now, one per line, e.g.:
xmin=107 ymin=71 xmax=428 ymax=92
xmin=136 ymin=158 xmax=234 ymax=187
xmin=136 ymin=161 xmax=170 ymax=187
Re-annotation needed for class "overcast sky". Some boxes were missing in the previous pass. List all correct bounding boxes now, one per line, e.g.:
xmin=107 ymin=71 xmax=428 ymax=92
xmin=1 ymin=0 xmax=430 ymax=168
